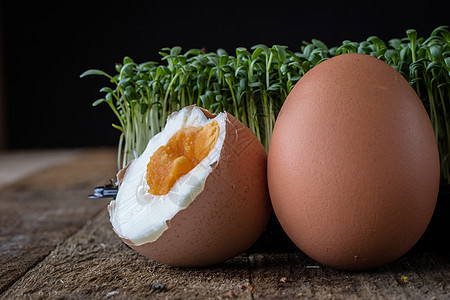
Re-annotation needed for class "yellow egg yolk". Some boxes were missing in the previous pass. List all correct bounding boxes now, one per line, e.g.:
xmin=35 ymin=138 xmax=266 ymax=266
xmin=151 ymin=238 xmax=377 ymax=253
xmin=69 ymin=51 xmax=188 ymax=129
xmin=146 ymin=120 xmax=219 ymax=195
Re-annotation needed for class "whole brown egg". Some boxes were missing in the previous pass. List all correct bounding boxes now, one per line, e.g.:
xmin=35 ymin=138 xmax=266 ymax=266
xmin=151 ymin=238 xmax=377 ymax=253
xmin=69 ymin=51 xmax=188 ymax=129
xmin=268 ymin=53 xmax=440 ymax=271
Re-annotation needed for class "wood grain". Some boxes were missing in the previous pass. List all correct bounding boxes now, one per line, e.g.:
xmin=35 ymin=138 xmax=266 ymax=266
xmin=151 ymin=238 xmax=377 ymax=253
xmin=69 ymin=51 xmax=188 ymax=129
xmin=1 ymin=147 xmax=449 ymax=299
xmin=2 ymin=210 xmax=253 ymax=299
xmin=0 ymin=148 xmax=117 ymax=294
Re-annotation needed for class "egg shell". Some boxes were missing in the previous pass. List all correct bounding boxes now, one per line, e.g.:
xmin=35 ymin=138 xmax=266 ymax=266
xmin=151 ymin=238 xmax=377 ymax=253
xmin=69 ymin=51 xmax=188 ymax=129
xmin=268 ymin=53 xmax=440 ymax=271
xmin=115 ymin=107 xmax=271 ymax=267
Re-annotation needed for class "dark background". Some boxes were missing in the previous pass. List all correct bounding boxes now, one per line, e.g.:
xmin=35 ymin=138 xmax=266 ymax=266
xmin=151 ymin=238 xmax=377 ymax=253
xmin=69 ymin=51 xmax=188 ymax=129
xmin=0 ymin=1 xmax=448 ymax=149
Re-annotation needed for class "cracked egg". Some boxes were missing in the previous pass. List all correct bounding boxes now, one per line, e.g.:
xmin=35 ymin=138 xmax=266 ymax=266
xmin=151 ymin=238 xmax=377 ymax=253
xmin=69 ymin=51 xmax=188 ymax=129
xmin=109 ymin=106 xmax=271 ymax=266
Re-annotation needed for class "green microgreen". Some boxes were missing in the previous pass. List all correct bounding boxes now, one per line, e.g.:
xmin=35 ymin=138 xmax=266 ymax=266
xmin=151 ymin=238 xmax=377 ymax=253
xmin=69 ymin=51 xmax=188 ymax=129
xmin=81 ymin=26 xmax=450 ymax=184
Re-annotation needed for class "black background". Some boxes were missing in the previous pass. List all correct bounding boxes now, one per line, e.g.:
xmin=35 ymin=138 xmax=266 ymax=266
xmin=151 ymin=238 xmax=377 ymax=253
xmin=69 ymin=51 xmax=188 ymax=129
xmin=1 ymin=1 xmax=448 ymax=149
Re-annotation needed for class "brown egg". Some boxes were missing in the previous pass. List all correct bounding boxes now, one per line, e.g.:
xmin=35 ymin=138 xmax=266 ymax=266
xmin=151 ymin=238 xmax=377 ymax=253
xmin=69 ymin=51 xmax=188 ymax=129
xmin=109 ymin=106 xmax=271 ymax=266
xmin=268 ymin=53 xmax=440 ymax=271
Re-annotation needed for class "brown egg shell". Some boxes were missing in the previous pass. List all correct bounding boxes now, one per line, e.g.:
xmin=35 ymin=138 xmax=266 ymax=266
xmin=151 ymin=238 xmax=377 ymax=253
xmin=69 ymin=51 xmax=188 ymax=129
xmin=112 ymin=107 xmax=272 ymax=267
xmin=268 ymin=53 xmax=440 ymax=271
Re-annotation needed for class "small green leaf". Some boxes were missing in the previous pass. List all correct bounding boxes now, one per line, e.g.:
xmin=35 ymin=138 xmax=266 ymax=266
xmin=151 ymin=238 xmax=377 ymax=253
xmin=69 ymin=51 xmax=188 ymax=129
xmin=124 ymin=85 xmax=134 ymax=98
xmin=120 ymin=62 xmax=135 ymax=78
xmin=80 ymin=69 xmax=111 ymax=78
xmin=118 ymin=77 xmax=131 ymax=88
xmin=444 ymin=57 xmax=450 ymax=70
xmin=272 ymin=45 xmax=287 ymax=62
xmin=105 ymin=93 xmax=113 ymax=103
xmin=199 ymin=94 xmax=211 ymax=108
xmin=123 ymin=56 xmax=134 ymax=65
xmin=268 ymin=83 xmax=282 ymax=91
xmin=429 ymin=45 xmax=443 ymax=61
xmin=311 ymin=39 xmax=327 ymax=50
xmin=251 ymin=47 xmax=264 ymax=60
xmin=239 ymin=78 xmax=247 ymax=91
xmin=219 ymin=54 xmax=228 ymax=66
xmin=248 ymin=82 xmax=264 ymax=88
xmin=170 ymin=46 xmax=182 ymax=56
xmin=431 ymin=26 xmax=449 ymax=38
xmin=406 ymin=29 xmax=418 ymax=44
xmin=184 ymin=48 xmax=202 ymax=56
xmin=217 ymin=48 xmax=228 ymax=57
xmin=426 ymin=61 xmax=441 ymax=71
xmin=389 ymin=38 xmax=402 ymax=50
xmin=111 ymin=123 xmax=123 ymax=132
xmin=100 ymin=87 xmax=114 ymax=94
xmin=236 ymin=47 xmax=249 ymax=59
xmin=92 ymin=98 xmax=105 ymax=106
xmin=384 ymin=49 xmax=398 ymax=59
xmin=139 ymin=61 xmax=157 ymax=69
xmin=302 ymin=44 xmax=315 ymax=57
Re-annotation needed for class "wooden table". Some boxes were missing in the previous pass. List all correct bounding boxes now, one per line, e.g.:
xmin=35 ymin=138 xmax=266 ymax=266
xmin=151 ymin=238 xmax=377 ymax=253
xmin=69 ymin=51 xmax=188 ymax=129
xmin=1 ymin=148 xmax=449 ymax=299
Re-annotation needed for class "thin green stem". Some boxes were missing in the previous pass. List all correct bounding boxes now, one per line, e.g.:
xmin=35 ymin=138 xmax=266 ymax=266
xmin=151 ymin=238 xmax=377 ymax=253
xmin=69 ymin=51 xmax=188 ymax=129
xmin=162 ymin=72 xmax=180 ymax=127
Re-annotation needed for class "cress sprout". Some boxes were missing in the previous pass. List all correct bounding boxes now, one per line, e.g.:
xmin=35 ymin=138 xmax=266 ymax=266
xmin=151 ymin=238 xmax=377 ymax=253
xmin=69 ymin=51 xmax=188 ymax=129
xmin=81 ymin=26 xmax=450 ymax=184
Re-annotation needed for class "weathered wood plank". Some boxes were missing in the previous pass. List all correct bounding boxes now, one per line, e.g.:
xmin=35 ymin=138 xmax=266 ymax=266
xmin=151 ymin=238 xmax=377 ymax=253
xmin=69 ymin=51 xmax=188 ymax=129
xmin=0 ymin=148 xmax=117 ymax=294
xmin=1 ymin=210 xmax=253 ymax=299
xmin=248 ymin=237 xmax=450 ymax=299
xmin=0 ymin=189 xmax=111 ymax=293
xmin=0 ymin=149 xmax=79 ymax=189
xmin=2 ymin=147 xmax=118 ymax=191
xmin=1 ymin=147 xmax=449 ymax=299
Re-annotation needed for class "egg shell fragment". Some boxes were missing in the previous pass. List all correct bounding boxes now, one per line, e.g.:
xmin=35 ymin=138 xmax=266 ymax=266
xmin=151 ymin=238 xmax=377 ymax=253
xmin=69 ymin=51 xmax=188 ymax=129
xmin=113 ymin=106 xmax=271 ymax=267
xmin=268 ymin=53 xmax=440 ymax=271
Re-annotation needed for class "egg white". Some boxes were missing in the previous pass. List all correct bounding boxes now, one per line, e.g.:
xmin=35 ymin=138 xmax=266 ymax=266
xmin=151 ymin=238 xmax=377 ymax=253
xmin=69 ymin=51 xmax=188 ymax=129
xmin=109 ymin=106 xmax=226 ymax=245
